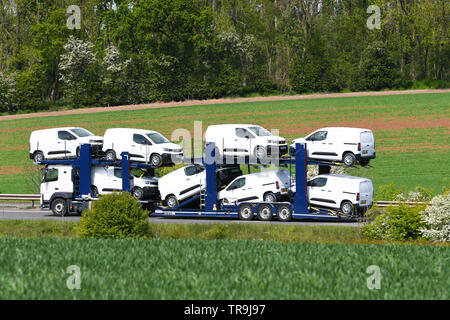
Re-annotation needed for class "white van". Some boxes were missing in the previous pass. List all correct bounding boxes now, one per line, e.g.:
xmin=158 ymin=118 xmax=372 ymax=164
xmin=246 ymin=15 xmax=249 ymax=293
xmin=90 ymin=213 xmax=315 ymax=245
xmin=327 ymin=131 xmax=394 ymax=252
xmin=205 ymin=124 xmax=288 ymax=159
xmin=158 ymin=164 xmax=242 ymax=208
xmin=217 ymin=169 xmax=292 ymax=206
xmin=102 ymin=128 xmax=183 ymax=167
xmin=307 ymin=174 xmax=373 ymax=215
xmin=30 ymin=127 xmax=103 ymax=162
xmin=91 ymin=166 xmax=159 ymax=200
xmin=290 ymin=127 xmax=376 ymax=166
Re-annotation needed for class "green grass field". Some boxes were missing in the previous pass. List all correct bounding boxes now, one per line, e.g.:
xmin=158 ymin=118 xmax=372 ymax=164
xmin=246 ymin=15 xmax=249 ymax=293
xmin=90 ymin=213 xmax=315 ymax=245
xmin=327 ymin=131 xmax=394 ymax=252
xmin=0 ymin=93 xmax=449 ymax=196
xmin=0 ymin=237 xmax=448 ymax=299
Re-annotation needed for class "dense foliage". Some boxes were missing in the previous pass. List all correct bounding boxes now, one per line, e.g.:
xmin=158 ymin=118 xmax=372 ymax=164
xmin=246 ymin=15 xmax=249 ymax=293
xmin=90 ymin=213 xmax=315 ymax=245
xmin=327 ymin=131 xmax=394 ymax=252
xmin=0 ymin=0 xmax=448 ymax=113
xmin=420 ymin=192 xmax=450 ymax=242
xmin=77 ymin=192 xmax=150 ymax=239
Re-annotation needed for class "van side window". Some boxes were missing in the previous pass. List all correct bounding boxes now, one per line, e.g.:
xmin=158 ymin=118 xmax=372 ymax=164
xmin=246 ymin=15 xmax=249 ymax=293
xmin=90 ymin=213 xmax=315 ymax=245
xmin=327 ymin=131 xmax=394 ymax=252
xmin=43 ymin=168 xmax=58 ymax=182
xmin=227 ymin=177 xmax=246 ymax=191
xmin=113 ymin=168 xmax=122 ymax=179
xmin=308 ymin=177 xmax=327 ymax=187
xmin=185 ymin=166 xmax=203 ymax=176
xmin=235 ymin=128 xmax=254 ymax=139
xmin=306 ymin=131 xmax=328 ymax=141
xmin=58 ymin=131 xmax=76 ymax=140
xmin=133 ymin=134 xmax=151 ymax=145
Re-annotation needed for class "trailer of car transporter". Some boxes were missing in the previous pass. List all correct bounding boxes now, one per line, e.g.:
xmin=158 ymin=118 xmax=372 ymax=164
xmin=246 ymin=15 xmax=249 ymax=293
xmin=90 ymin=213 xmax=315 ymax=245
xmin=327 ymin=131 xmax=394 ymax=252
xmin=153 ymin=142 xmax=348 ymax=221
xmin=38 ymin=143 xmax=158 ymax=215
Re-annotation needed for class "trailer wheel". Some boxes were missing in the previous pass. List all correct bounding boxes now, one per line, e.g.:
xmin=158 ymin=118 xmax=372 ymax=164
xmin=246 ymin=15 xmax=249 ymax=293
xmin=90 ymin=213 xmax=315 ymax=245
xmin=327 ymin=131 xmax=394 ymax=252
xmin=34 ymin=151 xmax=44 ymax=164
xmin=257 ymin=204 xmax=273 ymax=221
xmin=105 ymin=150 xmax=116 ymax=161
xmin=238 ymin=203 xmax=254 ymax=221
xmin=51 ymin=198 xmax=67 ymax=216
xmin=276 ymin=204 xmax=292 ymax=222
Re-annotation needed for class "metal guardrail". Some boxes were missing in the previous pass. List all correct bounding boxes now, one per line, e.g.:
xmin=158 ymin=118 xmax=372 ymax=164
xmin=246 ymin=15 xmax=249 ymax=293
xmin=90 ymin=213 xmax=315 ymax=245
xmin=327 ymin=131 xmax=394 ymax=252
xmin=0 ymin=194 xmax=430 ymax=208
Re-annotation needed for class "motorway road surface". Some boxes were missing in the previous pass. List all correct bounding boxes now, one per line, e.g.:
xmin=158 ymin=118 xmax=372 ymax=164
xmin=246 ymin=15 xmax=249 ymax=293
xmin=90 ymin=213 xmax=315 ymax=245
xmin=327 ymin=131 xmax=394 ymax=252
xmin=0 ymin=208 xmax=363 ymax=227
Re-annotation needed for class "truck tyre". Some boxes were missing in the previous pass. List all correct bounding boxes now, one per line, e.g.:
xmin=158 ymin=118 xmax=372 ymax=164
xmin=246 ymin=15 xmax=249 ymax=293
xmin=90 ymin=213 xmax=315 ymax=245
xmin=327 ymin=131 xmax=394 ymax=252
xmin=340 ymin=201 xmax=355 ymax=215
xmin=254 ymin=146 xmax=266 ymax=159
xmin=106 ymin=150 xmax=116 ymax=161
xmin=263 ymin=192 xmax=277 ymax=203
xmin=238 ymin=203 xmax=254 ymax=221
xmin=34 ymin=151 xmax=44 ymax=164
xmin=276 ymin=204 xmax=292 ymax=222
xmin=257 ymin=204 xmax=273 ymax=221
xmin=51 ymin=198 xmax=67 ymax=216
xmin=150 ymin=153 xmax=162 ymax=167
xmin=91 ymin=186 xmax=99 ymax=198
xmin=166 ymin=195 xmax=178 ymax=209
xmin=343 ymin=152 xmax=356 ymax=167
xmin=133 ymin=187 xmax=144 ymax=200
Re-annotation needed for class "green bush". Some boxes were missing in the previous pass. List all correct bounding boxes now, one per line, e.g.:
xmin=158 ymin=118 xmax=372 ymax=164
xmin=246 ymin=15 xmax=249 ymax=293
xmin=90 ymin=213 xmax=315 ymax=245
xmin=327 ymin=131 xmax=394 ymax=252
xmin=362 ymin=204 xmax=426 ymax=241
xmin=77 ymin=192 xmax=150 ymax=239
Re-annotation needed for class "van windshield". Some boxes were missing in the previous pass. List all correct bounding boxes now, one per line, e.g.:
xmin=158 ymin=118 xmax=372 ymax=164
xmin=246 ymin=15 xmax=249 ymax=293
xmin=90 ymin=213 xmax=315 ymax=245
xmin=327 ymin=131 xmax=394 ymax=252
xmin=70 ymin=128 xmax=94 ymax=137
xmin=146 ymin=132 xmax=169 ymax=144
xmin=249 ymin=126 xmax=272 ymax=137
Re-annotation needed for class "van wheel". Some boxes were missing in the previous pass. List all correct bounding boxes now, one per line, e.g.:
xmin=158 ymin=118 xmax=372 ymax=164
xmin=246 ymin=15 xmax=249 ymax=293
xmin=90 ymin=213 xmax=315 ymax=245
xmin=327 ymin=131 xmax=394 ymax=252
xmin=340 ymin=201 xmax=354 ymax=215
xmin=238 ymin=203 xmax=254 ymax=221
xmin=34 ymin=151 xmax=44 ymax=163
xmin=218 ymin=198 xmax=228 ymax=209
xmin=106 ymin=150 xmax=116 ymax=161
xmin=276 ymin=204 xmax=292 ymax=222
xmin=150 ymin=153 xmax=162 ymax=167
xmin=254 ymin=146 xmax=266 ymax=159
xmin=51 ymin=198 xmax=67 ymax=216
xmin=166 ymin=195 xmax=178 ymax=209
xmin=91 ymin=186 xmax=99 ymax=198
xmin=76 ymin=147 xmax=80 ymax=157
xmin=257 ymin=204 xmax=273 ymax=221
xmin=343 ymin=152 xmax=356 ymax=167
xmin=263 ymin=192 xmax=277 ymax=203
xmin=133 ymin=187 xmax=144 ymax=200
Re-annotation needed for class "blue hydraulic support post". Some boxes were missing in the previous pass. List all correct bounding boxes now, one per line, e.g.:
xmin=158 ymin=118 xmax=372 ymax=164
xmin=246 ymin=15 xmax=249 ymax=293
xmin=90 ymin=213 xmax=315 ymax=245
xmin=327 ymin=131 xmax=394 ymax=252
xmin=293 ymin=143 xmax=309 ymax=214
xmin=121 ymin=152 xmax=131 ymax=192
xmin=204 ymin=142 xmax=217 ymax=211
xmin=79 ymin=144 xmax=92 ymax=198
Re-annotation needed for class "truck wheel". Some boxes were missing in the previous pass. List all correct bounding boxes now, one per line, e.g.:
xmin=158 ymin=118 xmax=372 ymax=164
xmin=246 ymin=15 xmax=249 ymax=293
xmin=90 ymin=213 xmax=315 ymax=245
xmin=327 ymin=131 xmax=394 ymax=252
xmin=51 ymin=198 xmax=67 ymax=216
xmin=34 ymin=151 xmax=44 ymax=164
xmin=254 ymin=146 xmax=266 ymax=159
xmin=340 ymin=201 xmax=355 ymax=215
xmin=166 ymin=195 xmax=178 ymax=209
xmin=257 ymin=204 xmax=273 ymax=221
xmin=106 ymin=150 xmax=116 ymax=161
xmin=91 ymin=186 xmax=99 ymax=198
xmin=150 ymin=153 xmax=162 ymax=167
xmin=276 ymin=204 xmax=292 ymax=222
xmin=133 ymin=187 xmax=144 ymax=200
xmin=343 ymin=152 xmax=356 ymax=167
xmin=238 ymin=203 xmax=254 ymax=221
xmin=263 ymin=192 xmax=277 ymax=203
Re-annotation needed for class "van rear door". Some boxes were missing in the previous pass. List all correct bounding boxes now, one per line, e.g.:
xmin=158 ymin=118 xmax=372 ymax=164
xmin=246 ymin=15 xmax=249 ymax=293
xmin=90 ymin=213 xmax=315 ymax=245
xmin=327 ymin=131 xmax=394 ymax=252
xmin=359 ymin=180 xmax=373 ymax=206
xmin=360 ymin=131 xmax=375 ymax=157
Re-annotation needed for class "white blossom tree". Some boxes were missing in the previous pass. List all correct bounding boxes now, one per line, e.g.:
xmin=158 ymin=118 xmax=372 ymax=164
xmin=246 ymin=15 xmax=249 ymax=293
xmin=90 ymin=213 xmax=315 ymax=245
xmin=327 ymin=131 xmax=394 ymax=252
xmin=420 ymin=192 xmax=450 ymax=242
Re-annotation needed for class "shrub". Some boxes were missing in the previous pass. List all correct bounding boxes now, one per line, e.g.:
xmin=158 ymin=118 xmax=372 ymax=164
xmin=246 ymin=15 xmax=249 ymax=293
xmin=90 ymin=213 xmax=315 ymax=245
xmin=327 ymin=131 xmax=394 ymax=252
xmin=420 ymin=192 xmax=450 ymax=242
xmin=77 ymin=192 xmax=150 ymax=239
xmin=362 ymin=204 xmax=426 ymax=241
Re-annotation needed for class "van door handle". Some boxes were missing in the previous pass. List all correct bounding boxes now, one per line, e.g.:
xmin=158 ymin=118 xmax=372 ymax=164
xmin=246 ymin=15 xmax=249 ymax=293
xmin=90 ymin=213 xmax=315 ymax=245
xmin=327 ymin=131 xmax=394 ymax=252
xmin=55 ymin=188 xmax=59 ymax=190
xmin=321 ymin=189 xmax=325 ymax=191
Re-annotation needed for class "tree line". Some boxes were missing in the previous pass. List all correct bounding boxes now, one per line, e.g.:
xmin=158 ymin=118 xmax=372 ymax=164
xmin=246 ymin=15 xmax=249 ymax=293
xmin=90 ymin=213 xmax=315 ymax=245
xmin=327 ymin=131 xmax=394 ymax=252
xmin=0 ymin=0 xmax=448 ymax=113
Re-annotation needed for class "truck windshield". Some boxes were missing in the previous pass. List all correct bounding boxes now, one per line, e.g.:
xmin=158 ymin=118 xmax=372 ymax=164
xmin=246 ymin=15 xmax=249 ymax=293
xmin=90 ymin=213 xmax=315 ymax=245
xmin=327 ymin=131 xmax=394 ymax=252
xmin=146 ymin=132 xmax=169 ymax=144
xmin=249 ymin=126 xmax=272 ymax=137
xmin=70 ymin=128 xmax=94 ymax=137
